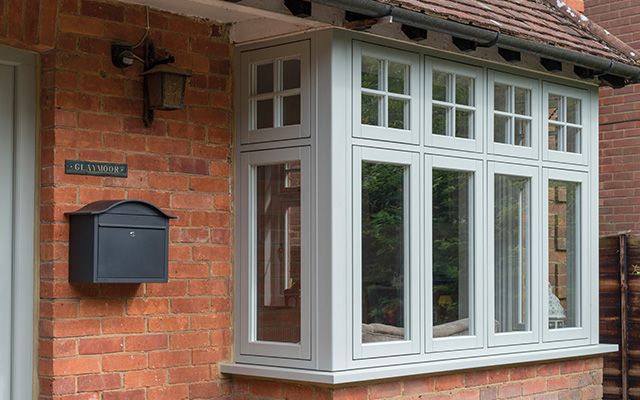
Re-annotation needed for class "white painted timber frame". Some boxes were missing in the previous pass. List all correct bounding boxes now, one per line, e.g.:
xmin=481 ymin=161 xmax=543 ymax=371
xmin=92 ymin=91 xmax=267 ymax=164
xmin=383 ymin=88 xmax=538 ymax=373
xmin=425 ymin=58 xmax=484 ymax=153
xmin=542 ymin=82 xmax=590 ymax=165
xmin=352 ymin=41 xmax=420 ymax=145
xmin=352 ymin=146 xmax=421 ymax=359
xmin=542 ymin=168 xmax=590 ymax=343
xmin=240 ymin=40 xmax=311 ymax=144
xmin=239 ymin=146 xmax=312 ymax=360
xmin=487 ymin=70 xmax=540 ymax=160
xmin=425 ymin=155 xmax=484 ymax=353
xmin=226 ymin=28 xmax=611 ymax=382
xmin=0 ymin=45 xmax=37 ymax=400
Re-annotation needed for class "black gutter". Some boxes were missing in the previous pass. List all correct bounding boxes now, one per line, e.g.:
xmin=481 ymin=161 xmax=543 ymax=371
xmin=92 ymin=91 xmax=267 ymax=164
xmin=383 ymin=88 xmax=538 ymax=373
xmin=312 ymin=0 xmax=640 ymax=83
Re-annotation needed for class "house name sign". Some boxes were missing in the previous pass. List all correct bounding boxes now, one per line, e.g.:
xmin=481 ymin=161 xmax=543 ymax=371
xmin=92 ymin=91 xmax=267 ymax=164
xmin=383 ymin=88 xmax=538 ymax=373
xmin=65 ymin=160 xmax=128 ymax=178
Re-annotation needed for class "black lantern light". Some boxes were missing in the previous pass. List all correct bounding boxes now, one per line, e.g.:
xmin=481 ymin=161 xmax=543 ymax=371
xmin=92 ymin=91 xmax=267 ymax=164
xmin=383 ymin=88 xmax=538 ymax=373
xmin=111 ymin=6 xmax=191 ymax=127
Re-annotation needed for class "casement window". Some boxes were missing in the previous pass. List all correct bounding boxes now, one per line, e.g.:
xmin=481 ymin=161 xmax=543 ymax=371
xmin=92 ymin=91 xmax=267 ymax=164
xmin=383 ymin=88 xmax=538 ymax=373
xmin=353 ymin=42 xmax=420 ymax=144
xmin=426 ymin=59 xmax=484 ymax=152
xmin=228 ymin=32 xmax=608 ymax=383
xmin=543 ymin=83 xmax=590 ymax=164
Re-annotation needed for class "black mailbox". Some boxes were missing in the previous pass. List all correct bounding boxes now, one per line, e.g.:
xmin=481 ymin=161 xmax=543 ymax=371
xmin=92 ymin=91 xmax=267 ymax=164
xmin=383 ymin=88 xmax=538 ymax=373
xmin=67 ymin=200 xmax=176 ymax=283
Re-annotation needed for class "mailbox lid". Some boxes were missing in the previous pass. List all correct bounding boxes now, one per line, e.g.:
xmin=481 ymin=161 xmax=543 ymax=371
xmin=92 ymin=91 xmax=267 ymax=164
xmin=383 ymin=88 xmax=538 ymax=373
xmin=67 ymin=199 xmax=176 ymax=219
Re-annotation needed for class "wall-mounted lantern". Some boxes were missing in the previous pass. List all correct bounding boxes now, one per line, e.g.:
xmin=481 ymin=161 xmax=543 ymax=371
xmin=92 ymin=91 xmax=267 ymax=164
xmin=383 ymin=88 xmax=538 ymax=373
xmin=111 ymin=7 xmax=191 ymax=127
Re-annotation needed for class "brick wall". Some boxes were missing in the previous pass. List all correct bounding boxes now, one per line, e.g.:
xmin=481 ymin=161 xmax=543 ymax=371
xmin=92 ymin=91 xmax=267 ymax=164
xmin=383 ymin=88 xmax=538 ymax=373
xmin=0 ymin=0 xmax=234 ymax=398
xmin=584 ymin=0 xmax=640 ymax=235
xmin=234 ymin=357 xmax=604 ymax=400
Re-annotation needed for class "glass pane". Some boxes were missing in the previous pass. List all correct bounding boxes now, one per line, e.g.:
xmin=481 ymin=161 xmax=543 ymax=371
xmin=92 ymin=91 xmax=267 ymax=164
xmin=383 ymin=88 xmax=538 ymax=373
xmin=362 ymin=56 xmax=382 ymax=90
xmin=514 ymin=87 xmax=531 ymax=116
xmin=282 ymin=59 xmax=301 ymax=90
xmin=455 ymin=109 xmax=474 ymax=139
xmin=256 ymin=99 xmax=273 ymax=129
xmin=388 ymin=61 xmax=409 ymax=95
xmin=548 ymin=123 xmax=562 ymax=151
xmin=494 ymin=115 xmax=510 ymax=144
xmin=433 ymin=105 xmax=449 ymax=136
xmin=282 ymin=95 xmax=301 ymax=126
xmin=567 ymin=127 xmax=581 ymax=153
xmin=567 ymin=97 xmax=581 ymax=125
xmin=549 ymin=94 xmax=562 ymax=121
xmin=256 ymin=63 xmax=274 ymax=95
xmin=362 ymin=162 xmax=407 ymax=343
xmin=495 ymin=174 xmax=531 ymax=333
xmin=433 ymin=169 xmax=474 ymax=337
xmin=433 ymin=71 xmax=450 ymax=102
xmin=256 ymin=163 xmax=302 ymax=343
xmin=362 ymin=94 xmax=382 ymax=126
xmin=388 ymin=98 xmax=409 ymax=130
xmin=456 ymin=76 xmax=474 ymax=106
xmin=548 ymin=180 xmax=580 ymax=329
xmin=514 ymin=118 xmax=530 ymax=147
xmin=494 ymin=84 xmax=510 ymax=112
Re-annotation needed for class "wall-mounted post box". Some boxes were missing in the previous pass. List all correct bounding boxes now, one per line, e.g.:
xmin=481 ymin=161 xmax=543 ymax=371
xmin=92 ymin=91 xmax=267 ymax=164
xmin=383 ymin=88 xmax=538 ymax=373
xmin=67 ymin=200 xmax=176 ymax=283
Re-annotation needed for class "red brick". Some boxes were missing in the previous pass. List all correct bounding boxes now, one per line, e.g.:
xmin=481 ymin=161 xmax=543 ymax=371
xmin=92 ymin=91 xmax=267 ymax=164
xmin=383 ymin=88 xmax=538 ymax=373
xmin=169 ymin=331 xmax=210 ymax=349
xmin=102 ymin=317 xmax=146 ymax=334
xmin=103 ymin=354 xmax=147 ymax=372
xmin=148 ymin=350 xmax=191 ymax=368
xmin=169 ymin=365 xmax=210 ymax=384
xmin=126 ymin=298 xmax=169 ymax=315
xmin=79 ymin=337 xmax=124 ymax=355
xmin=125 ymin=334 xmax=168 ymax=351
xmin=77 ymin=373 xmax=121 ymax=392
xmin=52 ymin=357 xmax=101 ymax=375
xmin=124 ymin=370 xmax=166 ymax=388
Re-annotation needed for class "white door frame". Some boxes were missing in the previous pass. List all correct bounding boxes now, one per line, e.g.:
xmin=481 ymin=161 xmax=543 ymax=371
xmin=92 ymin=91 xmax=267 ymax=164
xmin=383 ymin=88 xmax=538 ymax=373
xmin=0 ymin=45 xmax=37 ymax=400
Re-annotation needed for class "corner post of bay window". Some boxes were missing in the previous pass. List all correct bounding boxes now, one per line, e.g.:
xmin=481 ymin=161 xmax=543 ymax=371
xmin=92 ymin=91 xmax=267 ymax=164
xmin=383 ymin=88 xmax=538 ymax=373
xmin=315 ymin=28 xmax=350 ymax=371
xmin=589 ymin=86 xmax=599 ymax=344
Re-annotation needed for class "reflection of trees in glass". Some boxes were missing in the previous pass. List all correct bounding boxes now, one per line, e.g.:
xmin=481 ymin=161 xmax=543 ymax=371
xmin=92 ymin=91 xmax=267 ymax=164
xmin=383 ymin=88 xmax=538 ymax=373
xmin=362 ymin=162 xmax=405 ymax=328
xmin=494 ymin=175 xmax=530 ymax=333
xmin=432 ymin=170 xmax=470 ymax=326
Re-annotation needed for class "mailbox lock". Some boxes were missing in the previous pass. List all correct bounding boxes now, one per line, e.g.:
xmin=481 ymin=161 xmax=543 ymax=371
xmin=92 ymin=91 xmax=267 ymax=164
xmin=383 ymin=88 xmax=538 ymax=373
xmin=129 ymin=231 xmax=136 ymax=238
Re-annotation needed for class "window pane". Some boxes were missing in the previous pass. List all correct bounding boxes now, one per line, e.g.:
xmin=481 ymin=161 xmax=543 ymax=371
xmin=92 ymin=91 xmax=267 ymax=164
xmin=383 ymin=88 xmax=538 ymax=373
xmin=433 ymin=169 xmax=474 ymax=338
xmin=433 ymin=106 xmax=449 ymax=136
xmin=567 ymin=127 xmax=581 ymax=153
xmin=495 ymin=174 xmax=531 ymax=333
xmin=456 ymin=76 xmax=474 ymax=106
xmin=548 ymin=180 xmax=580 ymax=329
xmin=282 ymin=94 xmax=301 ymax=126
xmin=256 ymin=99 xmax=274 ymax=129
xmin=455 ymin=109 xmax=474 ymax=139
xmin=494 ymin=84 xmax=510 ymax=112
xmin=567 ymin=97 xmax=581 ymax=125
xmin=494 ymin=115 xmax=510 ymax=144
xmin=282 ymin=59 xmax=301 ymax=90
xmin=433 ymin=71 xmax=450 ymax=102
xmin=256 ymin=163 xmax=302 ymax=343
xmin=549 ymin=94 xmax=562 ymax=121
xmin=256 ymin=63 xmax=274 ymax=95
xmin=362 ymin=56 xmax=382 ymax=90
xmin=388 ymin=98 xmax=409 ymax=130
xmin=514 ymin=118 xmax=530 ymax=147
xmin=388 ymin=61 xmax=409 ymax=95
xmin=362 ymin=94 xmax=382 ymax=126
xmin=514 ymin=87 xmax=531 ymax=116
xmin=361 ymin=162 xmax=407 ymax=343
xmin=548 ymin=123 xmax=562 ymax=151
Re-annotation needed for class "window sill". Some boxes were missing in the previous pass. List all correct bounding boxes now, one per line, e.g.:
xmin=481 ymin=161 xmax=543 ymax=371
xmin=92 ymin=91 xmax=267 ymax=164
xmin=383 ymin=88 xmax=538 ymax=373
xmin=220 ymin=344 xmax=617 ymax=385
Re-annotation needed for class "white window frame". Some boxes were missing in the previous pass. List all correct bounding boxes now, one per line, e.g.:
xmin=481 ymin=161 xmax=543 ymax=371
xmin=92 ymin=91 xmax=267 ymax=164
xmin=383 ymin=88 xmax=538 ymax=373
xmin=425 ymin=58 xmax=484 ymax=153
xmin=239 ymin=146 xmax=312 ymax=360
xmin=425 ymin=155 xmax=484 ymax=352
xmin=487 ymin=162 xmax=540 ymax=347
xmin=487 ymin=70 xmax=540 ymax=160
xmin=542 ymin=168 xmax=590 ymax=342
xmin=542 ymin=83 xmax=590 ymax=165
xmin=240 ymin=41 xmax=311 ymax=144
xmin=353 ymin=42 xmax=420 ymax=145
xmin=353 ymin=146 xmax=421 ymax=359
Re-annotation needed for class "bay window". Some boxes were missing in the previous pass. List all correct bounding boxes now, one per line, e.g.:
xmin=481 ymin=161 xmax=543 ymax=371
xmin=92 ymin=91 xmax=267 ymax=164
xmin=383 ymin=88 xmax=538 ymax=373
xmin=227 ymin=31 xmax=608 ymax=382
